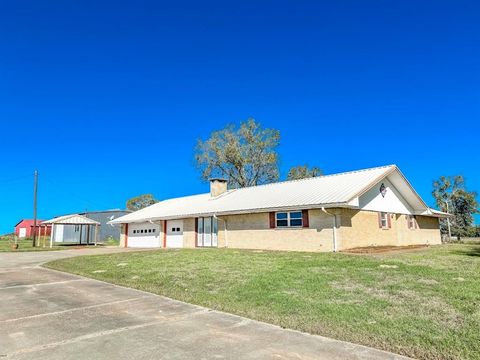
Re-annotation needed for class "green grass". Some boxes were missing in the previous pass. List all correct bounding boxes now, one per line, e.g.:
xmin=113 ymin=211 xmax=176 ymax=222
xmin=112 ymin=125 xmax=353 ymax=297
xmin=45 ymin=244 xmax=480 ymax=360
xmin=0 ymin=236 xmax=65 ymax=252
xmin=0 ymin=234 xmax=107 ymax=252
xmin=103 ymin=237 xmax=120 ymax=246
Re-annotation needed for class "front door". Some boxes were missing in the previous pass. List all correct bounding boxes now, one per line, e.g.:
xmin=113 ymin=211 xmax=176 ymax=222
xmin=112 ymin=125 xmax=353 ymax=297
xmin=19 ymin=228 xmax=26 ymax=238
xmin=196 ymin=217 xmax=218 ymax=247
xmin=166 ymin=220 xmax=184 ymax=248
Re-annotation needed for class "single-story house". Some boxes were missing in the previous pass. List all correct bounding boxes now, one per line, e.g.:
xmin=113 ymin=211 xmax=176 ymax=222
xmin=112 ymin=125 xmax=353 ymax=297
xmin=14 ymin=219 xmax=51 ymax=238
xmin=109 ymin=165 xmax=449 ymax=252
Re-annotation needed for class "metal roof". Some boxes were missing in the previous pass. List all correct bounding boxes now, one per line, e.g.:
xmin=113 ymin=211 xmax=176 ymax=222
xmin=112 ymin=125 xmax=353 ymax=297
xmin=110 ymin=164 xmax=447 ymax=224
xmin=425 ymin=208 xmax=453 ymax=218
xmin=43 ymin=214 xmax=101 ymax=225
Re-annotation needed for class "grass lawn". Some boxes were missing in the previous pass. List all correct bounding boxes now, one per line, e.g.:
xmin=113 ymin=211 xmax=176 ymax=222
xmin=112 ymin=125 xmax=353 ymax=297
xmin=103 ymin=237 xmax=120 ymax=246
xmin=0 ymin=235 xmax=107 ymax=252
xmin=0 ymin=236 xmax=65 ymax=252
xmin=45 ymin=244 xmax=480 ymax=360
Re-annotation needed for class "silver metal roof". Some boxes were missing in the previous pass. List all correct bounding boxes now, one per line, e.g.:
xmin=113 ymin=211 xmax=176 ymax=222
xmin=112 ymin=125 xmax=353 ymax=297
xmin=110 ymin=164 xmax=447 ymax=224
xmin=43 ymin=214 xmax=101 ymax=225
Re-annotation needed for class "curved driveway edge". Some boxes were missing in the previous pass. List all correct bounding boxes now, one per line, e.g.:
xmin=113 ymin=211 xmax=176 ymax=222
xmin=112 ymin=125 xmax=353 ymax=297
xmin=0 ymin=248 xmax=412 ymax=360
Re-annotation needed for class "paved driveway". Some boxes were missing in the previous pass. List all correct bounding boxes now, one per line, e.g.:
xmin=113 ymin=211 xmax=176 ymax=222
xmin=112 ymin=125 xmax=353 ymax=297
xmin=0 ymin=248 xmax=409 ymax=360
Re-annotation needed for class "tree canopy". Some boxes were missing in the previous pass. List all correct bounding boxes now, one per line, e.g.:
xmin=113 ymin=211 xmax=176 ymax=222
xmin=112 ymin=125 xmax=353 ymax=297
xmin=287 ymin=165 xmax=323 ymax=180
xmin=126 ymin=194 xmax=158 ymax=212
xmin=194 ymin=118 xmax=280 ymax=188
xmin=432 ymin=175 xmax=478 ymax=239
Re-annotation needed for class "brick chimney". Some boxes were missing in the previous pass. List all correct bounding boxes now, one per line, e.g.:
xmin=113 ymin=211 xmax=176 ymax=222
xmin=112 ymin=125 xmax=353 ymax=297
xmin=209 ymin=178 xmax=228 ymax=197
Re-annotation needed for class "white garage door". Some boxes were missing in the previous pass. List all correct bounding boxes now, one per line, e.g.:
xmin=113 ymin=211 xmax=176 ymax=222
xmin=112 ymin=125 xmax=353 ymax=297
xmin=128 ymin=223 xmax=161 ymax=248
xmin=19 ymin=228 xmax=27 ymax=238
xmin=166 ymin=220 xmax=183 ymax=248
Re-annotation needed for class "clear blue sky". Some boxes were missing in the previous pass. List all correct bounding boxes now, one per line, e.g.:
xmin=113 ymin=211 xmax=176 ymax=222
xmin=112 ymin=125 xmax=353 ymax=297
xmin=0 ymin=0 xmax=478 ymax=234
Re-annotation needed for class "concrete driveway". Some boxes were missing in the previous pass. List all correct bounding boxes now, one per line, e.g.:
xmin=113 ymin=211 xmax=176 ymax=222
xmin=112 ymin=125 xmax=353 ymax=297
xmin=0 ymin=248 xmax=409 ymax=360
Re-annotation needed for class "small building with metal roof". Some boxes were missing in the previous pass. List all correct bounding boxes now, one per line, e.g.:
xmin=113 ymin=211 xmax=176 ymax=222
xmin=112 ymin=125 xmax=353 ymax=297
xmin=43 ymin=214 xmax=100 ymax=248
xmin=43 ymin=210 xmax=130 ymax=247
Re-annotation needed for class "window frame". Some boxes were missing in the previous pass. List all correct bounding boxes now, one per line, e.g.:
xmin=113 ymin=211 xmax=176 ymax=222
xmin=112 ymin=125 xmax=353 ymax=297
xmin=380 ymin=212 xmax=389 ymax=229
xmin=407 ymin=215 xmax=416 ymax=230
xmin=275 ymin=211 xmax=303 ymax=228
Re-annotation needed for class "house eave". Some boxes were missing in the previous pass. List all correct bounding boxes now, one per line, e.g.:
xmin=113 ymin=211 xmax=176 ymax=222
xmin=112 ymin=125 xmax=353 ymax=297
xmin=108 ymin=202 xmax=356 ymax=224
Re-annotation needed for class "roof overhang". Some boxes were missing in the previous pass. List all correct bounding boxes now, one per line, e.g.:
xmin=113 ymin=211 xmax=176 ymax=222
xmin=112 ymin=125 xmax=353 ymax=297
xmin=108 ymin=202 xmax=355 ymax=224
xmin=421 ymin=208 xmax=452 ymax=218
xmin=43 ymin=214 xmax=101 ymax=225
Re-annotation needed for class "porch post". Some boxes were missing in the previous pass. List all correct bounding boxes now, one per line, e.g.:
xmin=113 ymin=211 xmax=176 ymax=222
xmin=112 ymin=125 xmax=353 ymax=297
xmin=94 ymin=224 xmax=98 ymax=246
xmin=50 ymin=224 xmax=54 ymax=248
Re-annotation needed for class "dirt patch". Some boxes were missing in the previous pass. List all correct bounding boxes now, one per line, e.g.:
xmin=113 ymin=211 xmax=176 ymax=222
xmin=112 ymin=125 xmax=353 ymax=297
xmin=417 ymin=278 xmax=439 ymax=285
xmin=342 ymin=245 xmax=429 ymax=254
xmin=379 ymin=264 xmax=398 ymax=269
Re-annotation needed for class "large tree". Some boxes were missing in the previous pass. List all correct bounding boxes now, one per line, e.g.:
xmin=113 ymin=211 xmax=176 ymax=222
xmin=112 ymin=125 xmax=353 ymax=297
xmin=126 ymin=194 xmax=158 ymax=211
xmin=432 ymin=176 xmax=478 ymax=240
xmin=195 ymin=118 xmax=280 ymax=187
xmin=287 ymin=165 xmax=323 ymax=180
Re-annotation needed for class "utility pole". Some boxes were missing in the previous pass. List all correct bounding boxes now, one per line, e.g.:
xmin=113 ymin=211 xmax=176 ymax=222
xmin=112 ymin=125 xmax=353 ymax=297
xmin=32 ymin=170 xmax=38 ymax=247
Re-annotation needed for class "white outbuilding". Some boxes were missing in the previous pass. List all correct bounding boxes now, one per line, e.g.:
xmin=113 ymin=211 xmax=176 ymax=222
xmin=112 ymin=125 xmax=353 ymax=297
xmin=43 ymin=214 xmax=100 ymax=248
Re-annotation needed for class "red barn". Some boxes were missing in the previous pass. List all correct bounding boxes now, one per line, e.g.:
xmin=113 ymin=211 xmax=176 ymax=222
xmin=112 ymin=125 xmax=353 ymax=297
xmin=14 ymin=220 xmax=51 ymax=238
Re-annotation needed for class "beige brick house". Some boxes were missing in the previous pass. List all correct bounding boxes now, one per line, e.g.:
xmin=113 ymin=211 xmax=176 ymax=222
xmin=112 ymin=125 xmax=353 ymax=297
xmin=110 ymin=165 xmax=448 ymax=251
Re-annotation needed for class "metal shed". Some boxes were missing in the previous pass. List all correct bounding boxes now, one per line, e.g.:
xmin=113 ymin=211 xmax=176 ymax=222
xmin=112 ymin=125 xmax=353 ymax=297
xmin=43 ymin=214 xmax=100 ymax=248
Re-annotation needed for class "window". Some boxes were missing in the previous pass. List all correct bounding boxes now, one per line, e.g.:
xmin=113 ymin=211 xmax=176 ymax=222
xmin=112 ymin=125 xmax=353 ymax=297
xmin=276 ymin=211 xmax=303 ymax=228
xmin=134 ymin=228 xmax=158 ymax=235
xmin=380 ymin=212 xmax=389 ymax=229
xmin=407 ymin=215 xmax=416 ymax=229
xmin=276 ymin=212 xmax=288 ymax=227
xmin=196 ymin=216 xmax=218 ymax=247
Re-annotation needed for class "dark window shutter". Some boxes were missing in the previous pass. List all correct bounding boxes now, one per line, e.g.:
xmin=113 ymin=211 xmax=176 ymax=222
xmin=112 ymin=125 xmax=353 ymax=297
xmin=414 ymin=215 xmax=418 ymax=229
xmin=302 ymin=210 xmax=309 ymax=228
xmin=125 ymin=223 xmax=129 ymax=248
xmin=387 ymin=213 xmax=392 ymax=228
xmin=378 ymin=212 xmax=382 ymax=228
xmin=195 ymin=218 xmax=198 ymax=246
xmin=269 ymin=212 xmax=276 ymax=228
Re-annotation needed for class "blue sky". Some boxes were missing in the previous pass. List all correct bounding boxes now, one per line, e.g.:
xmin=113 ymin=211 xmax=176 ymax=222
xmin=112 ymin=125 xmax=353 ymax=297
xmin=0 ymin=0 xmax=478 ymax=234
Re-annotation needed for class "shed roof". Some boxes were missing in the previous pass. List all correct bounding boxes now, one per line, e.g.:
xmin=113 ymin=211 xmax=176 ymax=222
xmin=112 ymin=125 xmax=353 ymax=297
xmin=110 ymin=164 xmax=448 ymax=224
xmin=43 ymin=214 xmax=100 ymax=225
